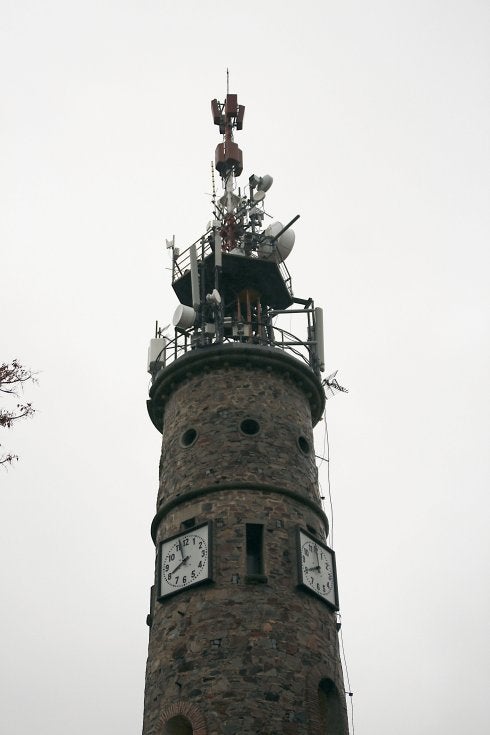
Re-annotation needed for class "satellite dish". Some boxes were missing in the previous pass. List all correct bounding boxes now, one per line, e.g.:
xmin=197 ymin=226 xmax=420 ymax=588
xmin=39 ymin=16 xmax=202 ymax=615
xmin=258 ymin=174 xmax=273 ymax=192
xmin=257 ymin=242 xmax=274 ymax=259
xmin=253 ymin=190 xmax=266 ymax=203
xmin=173 ymin=304 xmax=196 ymax=330
xmin=276 ymin=228 xmax=295 ymax=262
xmin=265 ymin=221 xmax=283 ymax=239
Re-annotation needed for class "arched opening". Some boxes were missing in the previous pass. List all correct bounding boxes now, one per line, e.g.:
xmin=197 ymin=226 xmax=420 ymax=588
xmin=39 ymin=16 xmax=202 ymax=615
xmin=318 ymin=678 xmax=345 ymax=734
xmin=163 ymin=715 xmax=193 ymax=735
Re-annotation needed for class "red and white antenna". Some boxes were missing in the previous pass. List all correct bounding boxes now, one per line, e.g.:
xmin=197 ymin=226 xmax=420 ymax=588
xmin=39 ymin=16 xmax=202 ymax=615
xmin=211 ymin=91 xmax=245 ymax=180
xmin=211 ymin=82 xmax=245 ymax=251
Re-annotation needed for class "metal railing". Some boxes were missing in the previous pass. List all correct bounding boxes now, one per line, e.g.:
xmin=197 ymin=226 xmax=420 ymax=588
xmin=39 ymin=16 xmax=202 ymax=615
xmin=171 ymin=233 xmax=293 ymax=300
xmin=150 ymin=309 xmax=321 ymax=379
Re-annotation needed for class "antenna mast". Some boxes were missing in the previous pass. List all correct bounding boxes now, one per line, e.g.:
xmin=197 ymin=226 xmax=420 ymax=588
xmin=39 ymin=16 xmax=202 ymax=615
xmin=210 ymin=88 xmax=245 ymax=251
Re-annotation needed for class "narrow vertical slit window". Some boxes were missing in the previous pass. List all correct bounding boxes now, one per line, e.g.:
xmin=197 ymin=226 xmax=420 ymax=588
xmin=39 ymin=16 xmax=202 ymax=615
xmin=246 ymin=524 xmax=264 ymax=575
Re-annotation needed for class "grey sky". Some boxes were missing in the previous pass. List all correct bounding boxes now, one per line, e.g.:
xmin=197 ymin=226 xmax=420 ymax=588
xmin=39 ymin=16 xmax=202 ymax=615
xmin=1 ymin=1 xmax=489 ymax=733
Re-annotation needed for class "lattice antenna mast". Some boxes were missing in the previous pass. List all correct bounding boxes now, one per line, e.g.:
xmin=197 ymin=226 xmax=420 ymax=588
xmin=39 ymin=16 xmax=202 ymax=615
xmin=211 ymin=92 xmax=245 ymax=250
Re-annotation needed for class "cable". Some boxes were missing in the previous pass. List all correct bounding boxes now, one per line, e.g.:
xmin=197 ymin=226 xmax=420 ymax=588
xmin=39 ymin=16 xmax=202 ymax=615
xmin=318 ymin=412 xmax=355 ymax=734
xmin=339 ymin=622 xmax=355 ymax=734
xmin=319 ymin=411 xmax=334 ymax=547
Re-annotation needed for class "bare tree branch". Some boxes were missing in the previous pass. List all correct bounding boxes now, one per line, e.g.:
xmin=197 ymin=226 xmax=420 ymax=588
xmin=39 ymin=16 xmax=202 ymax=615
xmin=0 ymin=360 xmax=37 ymax=395
xmin=1 ymin=360 xmax=37 ymax=467
xmin=0 ymin=452 xmax=18 ymax=466
xmin=0 ymin=403 xmax=35 ymax=428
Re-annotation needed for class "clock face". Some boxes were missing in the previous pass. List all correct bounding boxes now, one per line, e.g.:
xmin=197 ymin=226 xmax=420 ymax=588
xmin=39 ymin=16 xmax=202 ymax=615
xmin=297 ymin=529 xmax=338 ymax=609
xmin=158 ymin=523 xmax=211 ymax=600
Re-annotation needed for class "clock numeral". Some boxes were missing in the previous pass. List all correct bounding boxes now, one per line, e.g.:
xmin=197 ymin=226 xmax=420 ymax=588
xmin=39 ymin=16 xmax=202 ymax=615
xmin=183 ymin=538 xmax=189 ymax=546
xmin=169 ymin=553 xmax=175 ymax=561
xmin=182 ymin=576 xmax=187 ymax=584
xmin=191 ymin=570 xmax=196 ymax=579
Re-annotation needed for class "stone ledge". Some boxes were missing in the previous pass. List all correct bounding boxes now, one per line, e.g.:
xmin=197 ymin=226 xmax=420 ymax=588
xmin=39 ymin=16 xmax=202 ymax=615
xmin=147 ymin=342 xmax=325 ymax=433
xmin=151 ymin=481 xmax=329 ymax=543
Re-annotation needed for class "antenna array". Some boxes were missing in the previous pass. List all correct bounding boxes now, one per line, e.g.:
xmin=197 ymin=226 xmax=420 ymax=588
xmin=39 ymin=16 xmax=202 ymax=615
xmin=148 ymin=88 xmax=345 ymax=392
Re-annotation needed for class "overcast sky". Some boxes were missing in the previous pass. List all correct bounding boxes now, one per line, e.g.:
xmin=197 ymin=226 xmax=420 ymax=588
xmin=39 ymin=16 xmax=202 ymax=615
xmin=1 ymin=2 xmax=489 ymax=733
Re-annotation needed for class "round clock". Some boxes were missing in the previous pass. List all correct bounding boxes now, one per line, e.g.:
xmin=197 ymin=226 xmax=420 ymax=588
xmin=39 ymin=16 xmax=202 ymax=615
xmin=158 ymin=522 xmax=211 ymax=600
xmin=297 ymin=528 xmax=338 ymax=609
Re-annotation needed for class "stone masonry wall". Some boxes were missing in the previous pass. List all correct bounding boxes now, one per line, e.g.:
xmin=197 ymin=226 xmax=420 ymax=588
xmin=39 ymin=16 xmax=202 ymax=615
xmin=143 ymin=360 xmax=348 ymax=735
xmin=156 ymin=366 xmax=320 ymax=512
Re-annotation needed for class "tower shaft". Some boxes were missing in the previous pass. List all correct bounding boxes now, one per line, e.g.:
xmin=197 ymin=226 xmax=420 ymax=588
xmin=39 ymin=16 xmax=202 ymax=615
xmin=143 ymin=348 xmax=348 ymax=734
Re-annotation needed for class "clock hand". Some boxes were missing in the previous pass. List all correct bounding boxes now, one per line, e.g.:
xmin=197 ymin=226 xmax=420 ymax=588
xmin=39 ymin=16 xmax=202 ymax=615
xmin=178 ymin=539 xmax=184 ymax=560
xmin=170 ymin=555 xmax=190 ymax=575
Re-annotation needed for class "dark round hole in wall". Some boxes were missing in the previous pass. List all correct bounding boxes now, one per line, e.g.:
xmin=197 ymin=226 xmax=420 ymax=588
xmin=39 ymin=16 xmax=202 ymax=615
xmin=298 ymin=435 xmax=310 ymax=454
xmin=180 ymin=428 xmax=198 ymax=448
xmin=240 ymin=418 xmax=260 ymax=436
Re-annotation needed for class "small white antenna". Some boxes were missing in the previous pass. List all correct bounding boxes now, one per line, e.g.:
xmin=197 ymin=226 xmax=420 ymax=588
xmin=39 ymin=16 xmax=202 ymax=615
xmin=157 ymin=323 xmax=171 ymax=338
xmin=206 ymin=289 xmax=222 ymax=305
xmin=190 ymin=244 xmax=200 ymax=309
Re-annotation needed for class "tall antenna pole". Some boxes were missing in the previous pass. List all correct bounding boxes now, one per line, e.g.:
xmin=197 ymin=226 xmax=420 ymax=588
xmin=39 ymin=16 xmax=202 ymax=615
xmin=210 ymin=88 xmax=245 ymax=250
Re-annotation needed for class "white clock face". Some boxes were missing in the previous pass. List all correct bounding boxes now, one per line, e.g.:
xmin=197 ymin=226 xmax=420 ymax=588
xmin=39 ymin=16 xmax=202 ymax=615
xmin=159 ymin=524 xmax=210 ymax=599
xmin=299 ymin=530 xmax=338 ymax=608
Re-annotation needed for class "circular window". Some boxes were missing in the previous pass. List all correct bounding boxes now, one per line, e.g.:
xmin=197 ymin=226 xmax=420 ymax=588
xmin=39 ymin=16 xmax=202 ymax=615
xmin=240 ymin=418 xmax=260 ymax=436
xmin=297 ymin=435 xmax=310 ymax=455
xmin=180 ymin=428 xmax=198 ymax=447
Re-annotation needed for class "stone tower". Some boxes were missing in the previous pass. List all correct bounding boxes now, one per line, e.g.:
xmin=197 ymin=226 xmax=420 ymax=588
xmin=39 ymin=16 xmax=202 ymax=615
xmin=143 ymin=92 xmax=349 ymax=735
